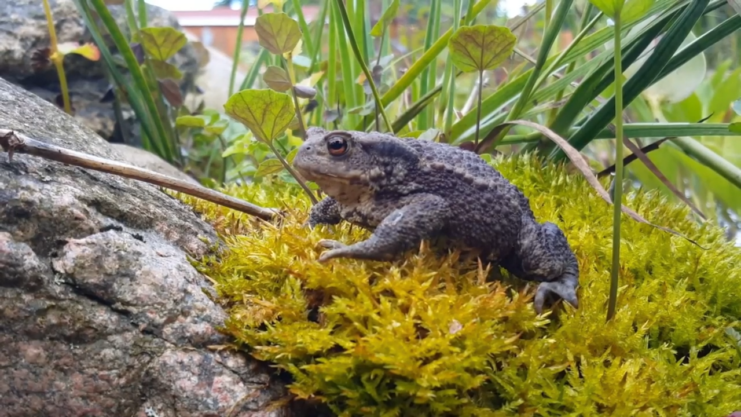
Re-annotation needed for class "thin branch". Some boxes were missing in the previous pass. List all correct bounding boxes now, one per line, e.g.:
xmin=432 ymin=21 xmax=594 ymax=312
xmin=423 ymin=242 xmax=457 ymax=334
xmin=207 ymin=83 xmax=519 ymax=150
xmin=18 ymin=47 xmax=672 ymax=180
xmin=0 ymin=129 xmax=279 ymax=221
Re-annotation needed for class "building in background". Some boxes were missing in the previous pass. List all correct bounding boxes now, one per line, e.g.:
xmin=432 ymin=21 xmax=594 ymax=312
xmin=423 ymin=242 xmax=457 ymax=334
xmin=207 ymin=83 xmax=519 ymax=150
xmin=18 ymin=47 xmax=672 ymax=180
xmin=171 ymin=6 xmax=322 ymax=66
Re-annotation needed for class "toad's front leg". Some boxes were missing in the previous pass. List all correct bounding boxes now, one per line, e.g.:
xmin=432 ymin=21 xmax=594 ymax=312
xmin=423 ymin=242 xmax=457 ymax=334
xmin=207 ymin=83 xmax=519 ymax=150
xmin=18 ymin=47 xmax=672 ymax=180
xmin=305 ymin=197 xmax=342 ymax=229
xmin=317 ymin=194 xmax=448 ymax=262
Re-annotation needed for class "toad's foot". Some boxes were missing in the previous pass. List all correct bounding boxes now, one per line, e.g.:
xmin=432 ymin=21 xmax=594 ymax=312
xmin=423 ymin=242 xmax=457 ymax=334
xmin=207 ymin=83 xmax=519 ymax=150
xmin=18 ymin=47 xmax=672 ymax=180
xmin=533 ymin=272 xmax=579 ymax=315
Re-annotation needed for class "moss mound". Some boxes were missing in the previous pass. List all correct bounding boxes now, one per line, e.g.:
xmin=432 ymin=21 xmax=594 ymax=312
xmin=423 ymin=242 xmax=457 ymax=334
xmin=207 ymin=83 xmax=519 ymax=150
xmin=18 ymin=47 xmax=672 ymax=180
xmin=183 ymin=155 xmax=741 ymax=416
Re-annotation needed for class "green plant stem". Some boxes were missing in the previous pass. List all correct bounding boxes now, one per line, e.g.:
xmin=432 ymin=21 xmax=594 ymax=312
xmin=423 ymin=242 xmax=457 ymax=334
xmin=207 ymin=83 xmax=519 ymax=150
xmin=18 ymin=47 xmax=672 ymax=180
xmin=670 ymin=137 xmax=741 ymax=189
xmin=265 ymin=139 xmax=318 ymax=204
xmin=475 ymin=70 xmax=483 ymax=145
xmin=327 ymin=3 xmax=338 ymax=118
xmin=335 ymin=0 xmax=393 ymax=133
xmin=240 ymin=48 xmax=269 ymax=91
xmin=229 ymin=0 xmax=250 ymax=97
xmin=124 ymin=0 xmax=140 ymax=40
xmin=374 ymin=25 xmax=387 ymax=132
xmin=419 ymin=0 xmax=441 ymax=130
xmin=286 ymin=56 xmax=307 ymax=138
xmin=71 ymin=0 xmax=157 ymax=153
xmin=607 ymin=13 xmax=623 ymax=323
xmin=137 ymin=0 xmax=147 ymax=28
xmin=331 ymin=0 xmax=359 ymax=128
xmin=291 ymin=0 xmax=315 ymax=58
xmin=42 ymin=0 xmax=72 ymax=115
xmin=547 ymin=2 xmax=595 ymax=125
xmin=308 ymin=0 xmax=328 ymax=73
xmin=443 ymin=0 xmax=463 ymax=136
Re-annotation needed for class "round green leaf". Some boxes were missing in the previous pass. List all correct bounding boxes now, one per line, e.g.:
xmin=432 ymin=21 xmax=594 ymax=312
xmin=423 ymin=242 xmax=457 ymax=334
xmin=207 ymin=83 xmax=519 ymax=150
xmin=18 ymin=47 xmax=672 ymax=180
xmin=448 ymin=25 xmax=517 ymax=73
xmin=204 ymin=120 xmax=229 ymax=135
xmin=255 ymin=158 xmax=285 ymax=178
xmin=224 ymin=89 xmax=296 ymax=142
xmin=370 ymin=0 xmax=400 ymax=37
xmin=263 ymin=66 xmax=292 ymax=92
xmin=140 ymin=27 xmax=187 ymax=61
xmin=255 ymin=13 xmax=302 ymax=56
xmin=589 ymin=0 xmax=653 ymax=20
xmin=176 ymin=115 xmax=206 ymax=128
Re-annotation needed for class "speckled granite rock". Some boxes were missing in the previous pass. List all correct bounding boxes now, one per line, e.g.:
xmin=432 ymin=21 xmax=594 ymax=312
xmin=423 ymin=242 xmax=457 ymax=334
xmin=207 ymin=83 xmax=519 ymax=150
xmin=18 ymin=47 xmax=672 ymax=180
xmin=0 ymin=76 xmax=294 ymax=417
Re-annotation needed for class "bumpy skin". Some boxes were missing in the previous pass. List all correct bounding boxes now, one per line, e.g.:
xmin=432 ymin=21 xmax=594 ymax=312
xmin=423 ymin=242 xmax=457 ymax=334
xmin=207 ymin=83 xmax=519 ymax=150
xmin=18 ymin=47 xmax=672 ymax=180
xmin=292 ymin=127 xmax=579 ymax=313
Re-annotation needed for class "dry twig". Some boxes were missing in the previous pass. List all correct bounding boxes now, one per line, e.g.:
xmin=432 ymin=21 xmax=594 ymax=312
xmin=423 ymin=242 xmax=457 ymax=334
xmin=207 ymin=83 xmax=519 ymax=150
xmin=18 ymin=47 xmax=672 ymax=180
xmin=0 ymin=129 xmax=279 ymax=221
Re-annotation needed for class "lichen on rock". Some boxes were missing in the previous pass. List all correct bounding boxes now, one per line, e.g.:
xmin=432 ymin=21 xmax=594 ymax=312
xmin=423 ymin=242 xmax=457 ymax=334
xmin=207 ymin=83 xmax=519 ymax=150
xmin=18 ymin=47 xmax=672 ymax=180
xmin=183 ymin=154 xmax=741 ymax=416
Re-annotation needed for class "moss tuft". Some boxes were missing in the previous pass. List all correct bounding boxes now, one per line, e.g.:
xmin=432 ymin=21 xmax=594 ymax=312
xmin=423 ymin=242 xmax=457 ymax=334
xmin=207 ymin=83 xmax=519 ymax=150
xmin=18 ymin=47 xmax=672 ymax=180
xmin=179 ymin=155 xmax=741 ymax=416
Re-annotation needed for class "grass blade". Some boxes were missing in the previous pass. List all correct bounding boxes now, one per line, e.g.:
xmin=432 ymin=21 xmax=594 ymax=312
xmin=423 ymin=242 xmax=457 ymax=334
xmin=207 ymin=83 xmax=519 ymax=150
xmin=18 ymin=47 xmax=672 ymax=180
xmin=330 ymin=0 xmax=361 ymax=128
xmin=89 ymin=0 xmax=173 ymax=161
xmin=240 ymin=48 xmax=269 ymax=91
xmin=291 ymin=0 xmax=315 ymax=59
xmin=551 ymin=0 xmax=712 ymax=162
xmin=418 ymin=0 xmax=441 ymax=130
xmin=532 ymin=8 xmax=674 ymax=154
xmin=334 ymin=0 xmax=393 ymax=133
xmin=495 ymin=120 xmax=705 ymax=247
xmin=670 ymin=136 xmax=741 ymax=189
xmin=506 ymin=0 xmax=574 ymax=123
xmin=229 ymin=0 xmax=250 ymax=97
xmin=500 ymin=123 xmax=741 ymax=143
xmin=71 ymin=0 xmax=160 ymax=156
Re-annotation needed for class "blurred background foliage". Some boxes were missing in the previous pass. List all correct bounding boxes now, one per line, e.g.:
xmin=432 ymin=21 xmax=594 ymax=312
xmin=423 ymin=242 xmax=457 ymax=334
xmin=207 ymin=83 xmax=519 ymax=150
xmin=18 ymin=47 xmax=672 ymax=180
xmin=75 ymin=0 xmax=741 ymax=241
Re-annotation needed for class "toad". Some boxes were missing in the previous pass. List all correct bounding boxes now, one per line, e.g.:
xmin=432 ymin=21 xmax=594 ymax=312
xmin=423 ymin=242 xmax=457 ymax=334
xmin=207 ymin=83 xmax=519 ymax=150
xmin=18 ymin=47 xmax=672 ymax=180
xmin=292 ymin=127 xmax=579 ymax=314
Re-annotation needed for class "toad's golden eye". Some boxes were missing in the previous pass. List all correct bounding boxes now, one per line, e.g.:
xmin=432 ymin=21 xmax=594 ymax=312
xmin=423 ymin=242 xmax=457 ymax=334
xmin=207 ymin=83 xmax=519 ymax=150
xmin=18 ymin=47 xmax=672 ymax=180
xmin=327 ymin=136 xmax=348 ymax=156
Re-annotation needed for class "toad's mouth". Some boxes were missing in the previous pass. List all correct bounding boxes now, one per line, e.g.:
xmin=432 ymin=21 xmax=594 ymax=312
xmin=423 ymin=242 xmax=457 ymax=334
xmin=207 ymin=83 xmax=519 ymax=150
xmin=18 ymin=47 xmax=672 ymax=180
xmin=293 ymin=162 xmax=367 ymax=184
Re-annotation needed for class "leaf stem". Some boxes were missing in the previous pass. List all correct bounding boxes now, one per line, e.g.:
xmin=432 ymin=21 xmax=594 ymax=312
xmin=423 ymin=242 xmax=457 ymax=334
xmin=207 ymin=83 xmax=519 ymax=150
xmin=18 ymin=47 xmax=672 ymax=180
xmin=42 ymin=0 xmax=72 ymax=115
xmin=475 ymin=70 xmax=483 ymax=145
xmin=265 ymin=140 xmax=318 ymax=205
xmin=334 ymin=0 xmax=393 ymax=133
xmin=607 ymin=13 xmax=623 ymax=323
xmin=285 ymin=55 xmax=307 ymax=139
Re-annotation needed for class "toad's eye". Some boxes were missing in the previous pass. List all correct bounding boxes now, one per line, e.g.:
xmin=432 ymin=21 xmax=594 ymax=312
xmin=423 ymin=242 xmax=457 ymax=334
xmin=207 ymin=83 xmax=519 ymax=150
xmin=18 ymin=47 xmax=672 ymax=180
xmin=327 ymin=136 xmax=348 ymax=156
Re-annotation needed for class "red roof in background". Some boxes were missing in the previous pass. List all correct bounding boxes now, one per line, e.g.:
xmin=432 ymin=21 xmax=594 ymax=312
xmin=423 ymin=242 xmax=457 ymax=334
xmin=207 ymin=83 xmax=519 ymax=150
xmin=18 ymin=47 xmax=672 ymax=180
xmin=172 ymin=6 xmax=321 ymax=27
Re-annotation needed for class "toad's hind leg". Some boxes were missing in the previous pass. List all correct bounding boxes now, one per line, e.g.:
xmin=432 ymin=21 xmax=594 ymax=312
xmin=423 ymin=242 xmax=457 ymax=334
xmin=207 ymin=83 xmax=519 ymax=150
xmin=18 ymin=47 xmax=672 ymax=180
xmin=500 ymin=218 xmax=579 ymax=314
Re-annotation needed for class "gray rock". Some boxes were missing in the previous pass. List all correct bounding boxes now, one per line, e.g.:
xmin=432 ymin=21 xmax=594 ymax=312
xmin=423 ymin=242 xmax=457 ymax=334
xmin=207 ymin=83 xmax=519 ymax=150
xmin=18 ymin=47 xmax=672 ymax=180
xmin=0 ymin=76 xmax=293 ymax=416
xmin=0 ymin=0 xmax=200 ymax=143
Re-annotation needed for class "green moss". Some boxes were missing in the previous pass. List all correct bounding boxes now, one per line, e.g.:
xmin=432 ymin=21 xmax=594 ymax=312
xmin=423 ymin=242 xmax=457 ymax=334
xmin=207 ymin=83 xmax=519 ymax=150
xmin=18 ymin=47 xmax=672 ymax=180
xmin=181 ymin=155 xmax=741 ymax=416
